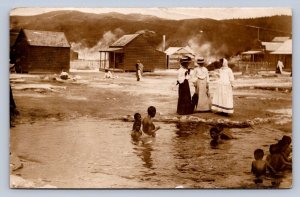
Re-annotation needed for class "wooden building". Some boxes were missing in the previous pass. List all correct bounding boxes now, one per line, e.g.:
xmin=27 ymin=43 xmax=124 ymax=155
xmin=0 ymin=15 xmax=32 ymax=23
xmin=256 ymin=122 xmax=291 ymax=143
xmin=240 ymin=50 xmax=264 ymax=62
xmin=11 ymin=29 xmax=70 ymax=73
xmin=99 ymin=33 xmax=166 ymax=72
xmin=164 ymin=46 xmax=195 ymax=69
xmin=271 ymin=39 xmax=292 ymax=71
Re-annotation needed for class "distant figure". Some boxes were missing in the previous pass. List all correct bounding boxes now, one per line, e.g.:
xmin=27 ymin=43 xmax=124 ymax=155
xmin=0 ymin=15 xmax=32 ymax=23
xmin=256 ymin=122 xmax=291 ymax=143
xmin=131 ymin=113 xmax=142 ymax=140
xmin=142 ymin=106 xmax=160 ymax=137
xmin=136 ymin=60 xmax=144 ymax=81
xmin=177 ymin=56 xmax=193 ymax=115
xmin=211 ymin=58 xmax=234 ymax=115
xmin=251 ymin=149 xmax=267 ymax=179
xmin=192 ymin=57 xmax=211 ymax=112
xmin=276 ymin=60 xmax=284 ymax=74
xmin=104 ymin=69 xmax=113 ymax=79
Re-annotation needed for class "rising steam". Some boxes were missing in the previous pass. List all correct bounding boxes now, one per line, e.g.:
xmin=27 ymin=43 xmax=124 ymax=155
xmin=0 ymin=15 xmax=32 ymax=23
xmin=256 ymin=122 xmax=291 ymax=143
xmin=187 ymin=36 xmax=229 ymax=63
xmin=71 ymin=28 xmax=124 ymax=60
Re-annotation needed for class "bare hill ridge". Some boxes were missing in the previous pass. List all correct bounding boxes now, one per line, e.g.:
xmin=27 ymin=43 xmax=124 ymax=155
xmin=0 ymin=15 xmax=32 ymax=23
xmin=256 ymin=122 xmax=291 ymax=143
xmin=10 ymin=11 xmax=292 ymax=59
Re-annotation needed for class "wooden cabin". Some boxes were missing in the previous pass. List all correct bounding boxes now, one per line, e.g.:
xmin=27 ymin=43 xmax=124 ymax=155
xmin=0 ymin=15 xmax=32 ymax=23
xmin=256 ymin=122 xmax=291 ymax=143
xmin=165 ymin=46 xmax=195 ymax=69
xmin=11 ymin=29 xmax=70 ymax=73
xmin=99 ymin=33 xmax=166 ymax=72
xmin=270 ymin=39 xmax=292 ymax=71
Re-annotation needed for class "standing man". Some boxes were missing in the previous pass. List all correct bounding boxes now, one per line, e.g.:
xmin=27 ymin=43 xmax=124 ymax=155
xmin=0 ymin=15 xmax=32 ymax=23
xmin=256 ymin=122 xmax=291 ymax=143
xmin=136 ymin=60 xmax=144 ymax=81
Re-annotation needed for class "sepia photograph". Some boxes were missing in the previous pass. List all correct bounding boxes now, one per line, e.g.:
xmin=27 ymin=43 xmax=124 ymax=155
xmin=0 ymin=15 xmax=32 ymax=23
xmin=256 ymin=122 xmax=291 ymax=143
xmin=9 ymin=7 xmax=292 ymax=189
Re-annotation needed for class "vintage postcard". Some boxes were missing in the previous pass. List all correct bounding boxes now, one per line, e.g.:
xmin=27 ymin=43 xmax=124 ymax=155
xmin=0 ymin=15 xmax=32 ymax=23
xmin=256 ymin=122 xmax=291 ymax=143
xmin=9 ymin=7 xmax=292 ymax=188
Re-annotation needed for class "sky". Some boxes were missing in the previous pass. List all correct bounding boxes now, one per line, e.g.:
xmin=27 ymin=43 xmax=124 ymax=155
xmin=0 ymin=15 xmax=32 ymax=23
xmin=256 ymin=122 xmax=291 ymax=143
xmin=10 ymin=7 xmax=292 ymax=20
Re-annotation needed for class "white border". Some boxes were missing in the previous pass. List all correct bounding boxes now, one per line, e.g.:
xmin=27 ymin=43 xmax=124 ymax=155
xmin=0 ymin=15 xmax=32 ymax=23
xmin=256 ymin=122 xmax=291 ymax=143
xmin=1 ymin=1 xmax=299 ymax=196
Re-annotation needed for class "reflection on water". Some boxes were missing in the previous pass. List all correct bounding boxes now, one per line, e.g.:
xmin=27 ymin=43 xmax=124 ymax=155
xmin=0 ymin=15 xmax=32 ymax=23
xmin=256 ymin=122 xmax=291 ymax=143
xmin=132 ymin=137 xmax=155 ymax=169
xmin=10 ymin=117 xmax=292 ymax=188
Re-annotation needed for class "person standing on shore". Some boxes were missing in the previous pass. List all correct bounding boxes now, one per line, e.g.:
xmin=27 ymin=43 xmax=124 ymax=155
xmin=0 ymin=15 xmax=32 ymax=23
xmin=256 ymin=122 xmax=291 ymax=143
xmin=136 ymin=60 xmax=144 ymax=81
xmin=211 ymin=58 xmax=234 ymax=115
xmin=176 ymin=56 xmax=192 ymax=115
xmin=276 ymin=59 xmax=284 ymax=74
xmin=192 ymin=57 xmax=211 ymax=112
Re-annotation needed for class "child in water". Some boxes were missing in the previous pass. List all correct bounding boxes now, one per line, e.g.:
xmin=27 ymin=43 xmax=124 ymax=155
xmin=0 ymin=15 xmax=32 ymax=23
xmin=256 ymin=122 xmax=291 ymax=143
xmin=131 ymin=113 xmax=142 ymax=140
xmin=142 ymin=106 xmax=160 ymax=137
xmin=266 ymin=144 xmax=292 ymax=174
xmin=209 ymin=125 xmax=234 ymax=146
xmin=251 ymin=149 xmax=267 ymax=183
xmin=278 ymin=135 xmax=292 ymax=163
xmin=209 ymin=127 xmax=222 ymax=148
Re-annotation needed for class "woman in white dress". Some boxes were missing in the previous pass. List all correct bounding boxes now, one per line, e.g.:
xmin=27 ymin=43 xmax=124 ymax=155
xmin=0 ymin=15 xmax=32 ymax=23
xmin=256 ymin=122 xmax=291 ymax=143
xmin=192 ymin=58 xmax=211 ymax=112
xmin=211 ymin=58 xmax=234 ymax=114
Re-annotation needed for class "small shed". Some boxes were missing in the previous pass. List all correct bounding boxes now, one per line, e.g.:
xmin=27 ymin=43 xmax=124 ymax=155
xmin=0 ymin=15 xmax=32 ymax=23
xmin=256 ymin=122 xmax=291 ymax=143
xmin=11 ymin=29 xmax=70 ymax=73
xmin=165 ymin=46 xmax=195 ymax=69
xmin=99 ymin=33 xmax=166 ymax=72
xmin=241 ymin=50 xmax=264 ymax=62
xmin=270 ymin=39 xmax=292 ymax=70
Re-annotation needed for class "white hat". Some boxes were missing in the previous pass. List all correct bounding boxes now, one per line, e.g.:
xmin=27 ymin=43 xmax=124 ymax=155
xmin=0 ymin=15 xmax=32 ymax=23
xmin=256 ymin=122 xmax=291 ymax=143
xmin=197 ymin=57 xmax=205 ymax=64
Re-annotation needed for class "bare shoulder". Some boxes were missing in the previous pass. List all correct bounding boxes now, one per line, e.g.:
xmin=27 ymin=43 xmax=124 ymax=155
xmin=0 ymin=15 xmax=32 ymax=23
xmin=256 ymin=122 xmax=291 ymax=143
xmin=142 ymin=116 xmax=151 ymax=124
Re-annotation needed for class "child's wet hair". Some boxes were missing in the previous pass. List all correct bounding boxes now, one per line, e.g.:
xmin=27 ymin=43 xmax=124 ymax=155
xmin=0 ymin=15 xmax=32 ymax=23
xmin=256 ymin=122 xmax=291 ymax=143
xmin=281 ymin=135 xmax=291 ymax=145
xmin=254 ymin=149 xmax=264 ymax=160
xmin=147 ymin=106 xmax=156 ymax=117
xmin=209 ymin=127 xmax=220 ymax=140
xmin=210 ymin=127 xmax=221 ymax=134
xmin=134 ymin=113 xmax=141 ymax=120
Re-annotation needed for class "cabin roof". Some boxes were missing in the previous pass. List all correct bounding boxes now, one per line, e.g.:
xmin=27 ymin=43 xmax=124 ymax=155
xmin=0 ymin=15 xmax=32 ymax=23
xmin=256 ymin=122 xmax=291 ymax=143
xmin=271 ymin=39 xmax=292 ymax=54
xmin=261 ymin=42 xmax=282 ymax=52
xmin=272 ymin=37 xmax=290 ymax=43
xmin=110 ymin=34 xmax=141 ymax=47
xmin=165 ymin=46 xmax=195 ymax=56
xmin=23 ymin=29 xmax=70 ymax=47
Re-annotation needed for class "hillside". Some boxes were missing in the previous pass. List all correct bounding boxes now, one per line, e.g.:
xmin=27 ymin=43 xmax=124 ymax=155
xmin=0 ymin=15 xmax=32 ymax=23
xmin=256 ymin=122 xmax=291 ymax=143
xmin=10 ymin=11 xmax=292 ymax=60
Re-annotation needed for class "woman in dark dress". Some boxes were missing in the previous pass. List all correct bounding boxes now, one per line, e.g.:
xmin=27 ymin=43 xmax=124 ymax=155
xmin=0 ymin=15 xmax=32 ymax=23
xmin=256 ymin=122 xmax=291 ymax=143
xmin=177 ymin=56 xmax=192 ymax=115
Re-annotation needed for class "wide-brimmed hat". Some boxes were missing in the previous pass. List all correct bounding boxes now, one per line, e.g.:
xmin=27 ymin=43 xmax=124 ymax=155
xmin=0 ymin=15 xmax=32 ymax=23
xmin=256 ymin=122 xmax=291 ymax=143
xmin=180 ymin=56 xmax=192 ymax=63
xmin=197 ymin=57 xmax=205 ymax=64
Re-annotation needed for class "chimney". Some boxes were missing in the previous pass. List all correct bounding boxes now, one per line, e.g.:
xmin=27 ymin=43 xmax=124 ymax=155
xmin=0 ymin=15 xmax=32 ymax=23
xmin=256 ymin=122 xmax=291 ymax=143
xmin=162 ymin=35 xmax=166 ymax=52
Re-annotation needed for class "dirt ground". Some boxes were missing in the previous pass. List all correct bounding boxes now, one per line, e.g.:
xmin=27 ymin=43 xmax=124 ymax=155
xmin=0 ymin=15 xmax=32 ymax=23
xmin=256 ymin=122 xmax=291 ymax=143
xmin=10 ymin=70 xmax=292 ymax=188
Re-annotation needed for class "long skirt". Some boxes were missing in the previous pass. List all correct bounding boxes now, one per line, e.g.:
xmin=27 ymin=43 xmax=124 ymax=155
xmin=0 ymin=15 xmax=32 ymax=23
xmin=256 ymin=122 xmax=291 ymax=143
xmin=211 ymin=83 xmax=234 ymax=114
xmin=177 ymin=79 xmax=192 ymax=115
xmin=195 ymin=79 xmax=211 ymax=111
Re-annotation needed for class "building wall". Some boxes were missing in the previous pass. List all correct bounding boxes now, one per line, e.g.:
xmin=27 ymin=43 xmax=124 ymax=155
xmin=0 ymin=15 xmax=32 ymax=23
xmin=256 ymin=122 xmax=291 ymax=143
xmin=121 ymin=36 xmax=166 ymax=71
xmin=13 ymin=30 xmax=70 ymax=73
xmin=153 ymin=50 xmax=167 ymax=70
xmin=274 ymin=54 xmax=292 ymax=71
xmin=27 ymin=46 xmax=70 ymax=73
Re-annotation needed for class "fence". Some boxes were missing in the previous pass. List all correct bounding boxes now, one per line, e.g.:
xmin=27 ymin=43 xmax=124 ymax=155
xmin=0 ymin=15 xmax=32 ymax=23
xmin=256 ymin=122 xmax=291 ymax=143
xmin=236 ymin=61 xmax=275 ymax=74
xmin=70 ymin=60 xmax=100 ymax=70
